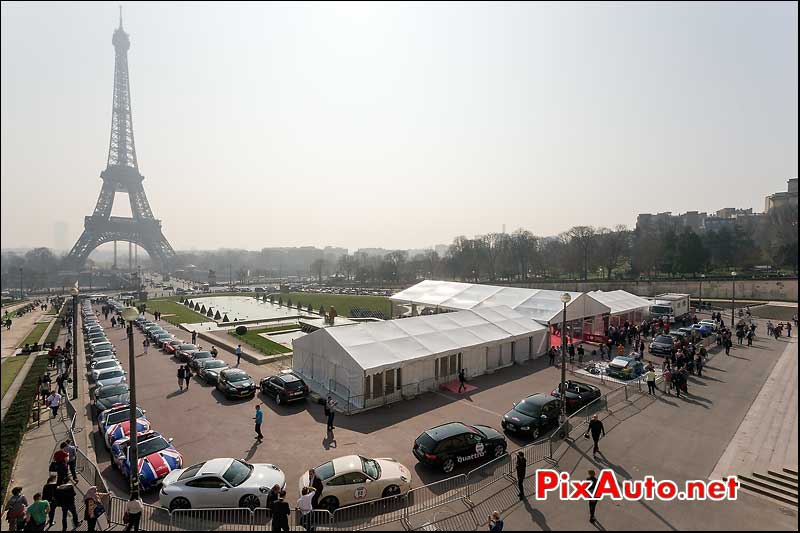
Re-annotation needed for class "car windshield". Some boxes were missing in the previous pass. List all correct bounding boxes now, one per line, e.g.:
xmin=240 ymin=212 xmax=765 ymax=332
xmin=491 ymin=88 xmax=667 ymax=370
xmin=180 ymin=344 xmax=197 ymax=351
xmin=95 ymin=361 xmax=118 ymax=369
xmin=315 ymin=461 xmax=335 ymax=481
xmin=654 ymin=336 xmax=673 ymax=344
xmin=609 ymin=359 xmax=628 ymax=368
xmin=203 ymin=361 xmax=226 ymax=369
xmin=227 ymin=372 xmax=250 ymax=382
xmin=194 ymin=352 xmax=211 ymax=358
xmin=177 ymin=463 xmax=205 ymax=481
xmin=136 ymin=436 xmax=169 ymax=457
xmin=650 ymin=305 xmax=672 ymax=315
xmin=284 ymin=379 xmax=305 ymax=390
xmin=416 ymin=433 xmax=438 ymax=452
xmin=360 ymin=457 xmax=380 ymax=479
xmin=514 ymin=398 xmax=542 ymax=417
xmin=222 ymin=460 xmax=253 ymax=487
xmin=99 ymin=370 xmax=124 ymax=379
xmin=170 ymin=341 xmax=182 ymax=345
xmin=97 ymin=384 xmax=128 ymax=398
xmin=106 ymin=408 xmax=144 ymax=425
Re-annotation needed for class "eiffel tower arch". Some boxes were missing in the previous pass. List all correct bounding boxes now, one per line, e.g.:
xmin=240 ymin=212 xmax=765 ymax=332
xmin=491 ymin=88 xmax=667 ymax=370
xmin=65 ymin=12 xmax=175 ymax=273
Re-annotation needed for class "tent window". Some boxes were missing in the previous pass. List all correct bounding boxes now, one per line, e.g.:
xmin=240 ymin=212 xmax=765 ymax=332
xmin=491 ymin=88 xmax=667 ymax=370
xmin=385 ymin=369 xmax=395 ymax=395
xmin=449 ymin=354 xmax=457 ymax=375
xmin=373 ymin=372 xmax=383 ymax=398
xmin=396 ymin=367 xmax=402 ymax=390
xmin=435 ymin=358 xmax=440 ymax=379
xmin=441 ymin=356 xmax=449 ymax=377
xmin=364 ymin=375 xmax=371 ymax=400
xmin=457 ymin=352 xmax=462 ymax=371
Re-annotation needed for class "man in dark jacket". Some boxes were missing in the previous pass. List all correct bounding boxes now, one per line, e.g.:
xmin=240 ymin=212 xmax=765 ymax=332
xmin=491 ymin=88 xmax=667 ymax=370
xmin=54 ymin=481 xmax=80 ymax=531
xmin=41 ymin=475 xmax=58 ymax=528
xmin=307 ymin=469 xmax=324 ymax=509
xmin=515 ymin=452 xmax=527 ymax=500
xmin=588 ymin=415 xmax=605 ymax=457
xmin=270 ymin=490 xmax=291 ymax=532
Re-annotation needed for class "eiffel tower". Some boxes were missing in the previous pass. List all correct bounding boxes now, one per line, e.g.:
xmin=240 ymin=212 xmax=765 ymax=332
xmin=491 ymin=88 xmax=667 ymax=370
xmin=65 ymin=11 xmax=175 ymax=273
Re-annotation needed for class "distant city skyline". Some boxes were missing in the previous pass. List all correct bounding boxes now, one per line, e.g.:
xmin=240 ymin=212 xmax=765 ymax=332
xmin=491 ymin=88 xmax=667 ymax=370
xmin=1 ymin=2 xmax=797 ymax=253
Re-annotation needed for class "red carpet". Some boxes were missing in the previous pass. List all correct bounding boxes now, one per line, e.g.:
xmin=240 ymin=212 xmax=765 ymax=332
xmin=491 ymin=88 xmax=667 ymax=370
xmin=439 ymin=380 xmax=478 ymax=394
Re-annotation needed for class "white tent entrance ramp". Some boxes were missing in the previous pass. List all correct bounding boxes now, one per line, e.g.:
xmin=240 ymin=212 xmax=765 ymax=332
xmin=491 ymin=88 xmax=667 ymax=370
xmin=291 ymin=306 xmax=548 ymax=413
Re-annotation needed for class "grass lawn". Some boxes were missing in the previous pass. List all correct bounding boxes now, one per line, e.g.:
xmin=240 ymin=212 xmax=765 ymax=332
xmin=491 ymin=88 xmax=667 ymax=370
xmin=20 ymin=321 xmax=50 ymax=347
xmin=751 ymin=305 xmax=797 ymax=321
xmin=269 ymin=292 xmax=392 ymax=318
xmin=229 ymin=329 xmax=293 ymax=356
xmin=143 ymin=299 xmax=211 ymax=325
xmin=1 ymin=356 xmax=28 ymax=398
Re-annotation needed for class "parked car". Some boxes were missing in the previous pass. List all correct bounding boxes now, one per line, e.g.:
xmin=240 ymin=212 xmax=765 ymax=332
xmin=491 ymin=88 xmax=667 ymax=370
xmin=690 ymin=323 xmax=712 ymax=337
xmin=176 ymin=344 xmax=199 ymax=362
xmin=648 ymin=335 xmax=675 ymax=357
xmin=550 ymin=380 xmax=601 ymax=413
xmin=163 ymin=340 xmax=184 ymax=354
xmin=159 ymin=458 xmax=285 ymax=511
xmin=89 ymin=341 xmax=115 ymax=355
xmin=154 ymin=333 xmax=175 ymax=347
xmin=97 ymin=404 xmax=146 ymax=439
xmin=93 ymin=383 xmax=131 ymax=414
xmin=198 ymin=360 xmax=229 ymax=384
xmin=678 ymin=327 xmax=702 ymax=343
xmin=111 ymin=430 xmax=183 ymax=491
xmin=605 ymin=357 xmax=645 ymax=380
xmin=300 ymin=455 xmax=412 ymax=512
xmin=501 ymin=394 xmax=562 ymax=438
xmin=103 ymin=416 xmax=151 ymax=449
xmin=699 ymin=319 xmax=718 ymax=332
xmin=90 ymin=360 xmax=123 ymax=380
xmin=413 ymin=422 xmax=507 ymax=474
xmin=216 ymin=369 xmax=256 ymax=399
xmin=95 ymin=368 xmax=126 ymax=388
xmin=259 ymin=373 xmax=309 ymax=405
xmin=187 ymin=351 xmax=213 ymax=371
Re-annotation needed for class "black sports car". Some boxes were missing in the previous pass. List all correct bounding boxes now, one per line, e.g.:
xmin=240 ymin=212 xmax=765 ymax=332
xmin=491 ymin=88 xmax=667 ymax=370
xmin=198 ymin=359 xmax=229 ymax=384
xmin=413 ymin=422 xmax=507 ymax=474
xmin=93 ymin=383 xmax=131 ymax=414
xmin=501 ymin=394 xmax=561 ymax=439
xmin=216 ymin=369 xmax=256 ymax=399
xmin=550 ymin=380 xmax=602 ymax=413
xmin=649 ymin=335 xmax=675 ymax=357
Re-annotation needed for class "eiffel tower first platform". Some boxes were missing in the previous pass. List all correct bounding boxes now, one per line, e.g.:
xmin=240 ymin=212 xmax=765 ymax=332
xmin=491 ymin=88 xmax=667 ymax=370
xmin=65 ymin=13 xmax=175 ymax=273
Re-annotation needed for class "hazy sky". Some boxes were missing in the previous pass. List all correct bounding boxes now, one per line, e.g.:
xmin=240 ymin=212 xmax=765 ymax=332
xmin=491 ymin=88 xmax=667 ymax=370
xmin=1 ymin=1 xmax=797 ymax=254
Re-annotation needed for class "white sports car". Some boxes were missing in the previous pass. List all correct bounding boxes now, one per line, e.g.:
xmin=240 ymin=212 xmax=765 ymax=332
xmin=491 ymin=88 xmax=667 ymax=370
xmin=159 ymin=458 xmax=285 ymax=511
xmin=299 ymin=455 xmax=412 ymax=512
xmin=91 ymin=361 xmax=123 ymax=381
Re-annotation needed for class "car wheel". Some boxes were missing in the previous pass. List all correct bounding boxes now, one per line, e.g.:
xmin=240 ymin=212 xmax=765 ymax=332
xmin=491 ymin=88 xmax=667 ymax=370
xmin=493 ymin=443 xmax=506 ymax=458
xmin=318 ymin=496 xmax=339 ymax=513
xmin=239 ymin=494 xmax=260 ymax=511
xmin=275 ymin=393 xmax=282 ymax=405
xmin=531 ymin=427 xmax=540 ymax=440
xmin=382 ymin=485 xmax=401 ymax=498
xmin=169 ymin=497 xmax=191 ymax=511
xmin=442 ymin=458 xmax=455 ymax=474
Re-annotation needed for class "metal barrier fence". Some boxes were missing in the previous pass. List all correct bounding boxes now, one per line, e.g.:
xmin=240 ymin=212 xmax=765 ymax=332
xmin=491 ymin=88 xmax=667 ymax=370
xmin=405 ymin=474 xmax=467 ymax=517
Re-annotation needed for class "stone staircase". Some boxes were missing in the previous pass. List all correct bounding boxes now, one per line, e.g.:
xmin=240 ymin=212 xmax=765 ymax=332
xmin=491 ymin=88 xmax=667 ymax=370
xmin=738 ymin=468 xmax=798 ymax=507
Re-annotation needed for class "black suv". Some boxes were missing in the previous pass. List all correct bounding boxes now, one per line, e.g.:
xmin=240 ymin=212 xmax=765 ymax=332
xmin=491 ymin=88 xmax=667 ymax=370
xmin=649 ymin=335 xmax=675 ymax=357
xmin=260 ymin=373 xmax=309 ymax=405
xmin=413 ymin=422 xmax=507 ymax=474
xmin=501 ymin=394 xmax=562 ymax=439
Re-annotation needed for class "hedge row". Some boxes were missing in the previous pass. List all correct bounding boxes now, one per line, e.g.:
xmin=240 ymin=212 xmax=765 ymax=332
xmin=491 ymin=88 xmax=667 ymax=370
xmin=43 ymin=303 xmax=68 ymax=346
xmin=0 ymin=353 xmax=51 ymax=498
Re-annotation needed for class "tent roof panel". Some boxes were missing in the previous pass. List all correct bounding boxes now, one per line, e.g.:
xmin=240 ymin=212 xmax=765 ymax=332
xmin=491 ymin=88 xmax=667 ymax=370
xmin=588 ymin=290 xmax=651 ymax=315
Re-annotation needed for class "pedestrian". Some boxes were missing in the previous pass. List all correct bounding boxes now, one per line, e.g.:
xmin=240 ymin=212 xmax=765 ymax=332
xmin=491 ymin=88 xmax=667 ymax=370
xmin=568 ymin=343 xmax=576 ymax=363
xmin=587 ymin=414 xmax=605 ymax=457
xmin=39 ymin=374 xmax=51 ymax=404
xmin=84 ymin=487 xmax=109 ymax=533
xmin=184 ymin=365 xmax=192 ymax=389
xmin=40 ymin=475 xmax=58 ymax=529
xmin=616 ymin=343 xmax=625 ymax=356
xmin=142 ymin=338 xmax=149 ymax=355
xmin=788 ymin=323 xmax=792 ymax=338
xmin=724 ymin=336 xmax=732 ymax=356
xmin=548 ymin=347 xmax=556 ymax=366
xmin=55 ymin=481 xmax=81 ymax=531
xmin=211 ymin=346 xmax=218 ymax=358
xmin=191 ymin=331 xmax=197 ymax=345
xmin=56 ymin=373 xmax=67 ymax=396
xmin=587 ymin=469 xmax=599 ymax=523
xmin=645 ymin=367 xmax=656 ymax=395
xmin=23 ymin=493 xmax=49 ymax=532
xmin=325 ymin=395 xmax=337 ymax=431
xmin=177 ymin=365 xmax=185 ymax=391
xmin=235 ymin=344 xmax=242 ymax=366
xmin=297 ymin=486 xmax=316 ymax=531
xmin=458 ymin=368 xmax=466 ymax=393
xmin=515 ymin=452 xmax=527 ymax=500
xmin=65 ymin=439 xmax=78 ymax=482
xmin=577 ymin=344 xmax=585 ymax=363
xmin=254 ymin=405 xmax=264 ymax=441
xmin=111 ymin=317 xmax=116 ymax=328
xmin=695 ymin=355 xmax=703 ymax=377
xmin=486 ymin=511 xmax=504 ymax=531
xmin=269 ymin=490 xmax=290 ymax=532
xmin=4 ymin=487 xmax=28 ymax=532
xmin=123 ymin=493 xmax=143 ymax=532
xmin=47 ymin=390 xmax=62 ymax=419
xmin=307 ymin=469 xmax=324 ymax=508
xmin=52 ymin=442 xmax=70 ymax=485
xmin=265 ymin=484 xmax=281 ymax=512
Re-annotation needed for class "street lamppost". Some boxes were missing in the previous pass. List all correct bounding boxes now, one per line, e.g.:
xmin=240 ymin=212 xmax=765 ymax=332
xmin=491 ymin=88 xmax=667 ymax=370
xmin=70 ymin=284 xmax=79 ymax=399
xmin=730 ymin=271 xmax=737 ymax=326
xmin=121 ymin=306 xmax=141 ymax=497
xmin=19 ymin=267 xmax=23 ymax=300
xmin=559 ymin=292 xmax=572 ymax=425
xmin=699 ymin=274 xmax=705 ymax=311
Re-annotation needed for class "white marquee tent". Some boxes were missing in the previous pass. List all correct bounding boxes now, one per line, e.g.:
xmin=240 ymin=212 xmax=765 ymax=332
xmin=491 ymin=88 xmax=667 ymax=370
xmin=588 ymin=290 xmax=651 ymax=326
xmin=292 ymin=306 xmax=548 ymax=412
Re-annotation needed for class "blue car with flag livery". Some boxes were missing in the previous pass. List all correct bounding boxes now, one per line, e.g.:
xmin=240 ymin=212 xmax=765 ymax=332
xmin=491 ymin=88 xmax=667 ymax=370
xmin=111 ymin=430 xmax=183 ymax=491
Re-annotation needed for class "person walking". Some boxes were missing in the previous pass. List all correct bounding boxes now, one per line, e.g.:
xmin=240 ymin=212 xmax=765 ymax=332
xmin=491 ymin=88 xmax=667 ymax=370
xmin=548 ymin=347 xmax=556 ymax=366
xmin=55 ymin=481 xmax=81 ymax=531
xmin=587 ymin=469 xmax=599 ymax=523
xmin=41 ymin=475 xmax=58 ymax=529
xmin=23 ymin=493 xmax=49 ymax=532
xmin=83 ymin=486 xmax=109 ymax=533
xmin=235 ymin=345 xmax=242 ymax=366
xmin=65 ymin=439 xmax=78 ymax=483
xmin=211 ymin=346 xmax=218 ymax=358
xmin=695 ymin=355 xmax=703 ymax=377
xmin=4 ymin=487 xmax=28 ymax=532
xmin=183 ymin=365 xmax=192 ymax=390
xmin=587 ymin=415 xmax=605 ymax=457
xmin=724 ymin=336 xmax=732 ymax=356
xmin=142 ymin=338 xmax=150 ymax=355
xmin=515 ymin=452 xmax=527 ymax=500
xmin=177 ymin=366 xmax=185 ymax=391
xmin=47 ymin=390 xmax=62 ymax=419
xmin=787 ymin=322 xmax=792 ymax=338
xmin=191 ymin=331 xmax=197 ymax=345
xmin=457 ymin=368 xmax=466 ymax=393
xmin=325 ymin=395 xmax=337 ymax=432
xmin=645 ymin=368 xmax=656 ymax=395
xmin=56 ymin=373 xmax=67 ymax=396
xmin=124 ymin=493 xmax=143 ymax=532
xmin=254 ymin=405 xmax=264 ymax=441
xmin=39 ymin=374 xmax=51 ymax=405
xmin=269 ymin=490 xmax=291 ymax=532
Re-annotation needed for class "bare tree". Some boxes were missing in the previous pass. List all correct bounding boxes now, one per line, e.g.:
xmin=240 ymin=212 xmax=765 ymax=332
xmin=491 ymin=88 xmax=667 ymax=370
xmin=565 ymin=226 xmax=596 ymax=279
xmin=596 ymin=225 xmax=631 ymax=279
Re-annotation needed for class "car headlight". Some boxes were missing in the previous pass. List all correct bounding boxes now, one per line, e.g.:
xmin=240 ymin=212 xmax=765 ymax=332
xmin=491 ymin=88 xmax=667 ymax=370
xmin=400 ymin=475 xmax=409 ymax=483
xmin=520 ymin=426 xmax=530 ymax=431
